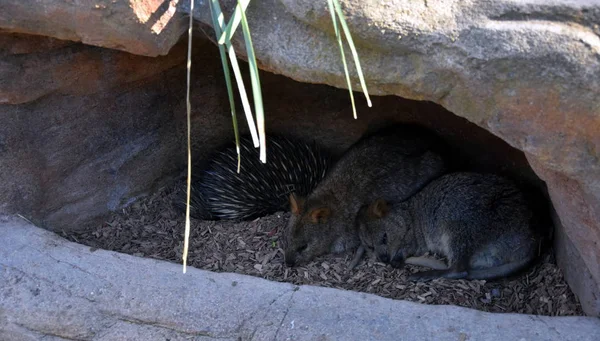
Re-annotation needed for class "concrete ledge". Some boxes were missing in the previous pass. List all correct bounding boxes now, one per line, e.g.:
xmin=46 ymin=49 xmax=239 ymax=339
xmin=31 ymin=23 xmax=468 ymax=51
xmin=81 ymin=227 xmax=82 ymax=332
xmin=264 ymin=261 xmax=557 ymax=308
xmin=1 ymin=215 xmax=599 ymax=341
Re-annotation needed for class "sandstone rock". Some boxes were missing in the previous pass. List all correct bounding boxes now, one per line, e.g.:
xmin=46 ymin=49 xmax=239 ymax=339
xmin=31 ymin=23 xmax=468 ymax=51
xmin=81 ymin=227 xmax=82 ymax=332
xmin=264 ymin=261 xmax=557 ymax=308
xmin=0 ymin=0 xmax=187 ymax=56
xmin=0 ymin=0 xmax=599 ymax=316
xmin=0 ymin=33 xmax=185 ymax=104
xmin=0 ymin=34 xmax=225 ymax=229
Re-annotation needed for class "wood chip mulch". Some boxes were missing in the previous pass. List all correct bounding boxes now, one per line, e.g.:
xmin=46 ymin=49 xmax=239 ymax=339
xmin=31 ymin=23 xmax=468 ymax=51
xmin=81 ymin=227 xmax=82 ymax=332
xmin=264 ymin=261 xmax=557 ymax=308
xmin=63 ymin=185 xmax=583 ymax=316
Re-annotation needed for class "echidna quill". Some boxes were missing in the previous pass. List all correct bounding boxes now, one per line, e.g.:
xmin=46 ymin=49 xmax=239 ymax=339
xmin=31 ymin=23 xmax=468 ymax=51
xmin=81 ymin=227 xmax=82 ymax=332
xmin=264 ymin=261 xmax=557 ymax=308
xmin=174 ymin=135 xmax=334 ymax=221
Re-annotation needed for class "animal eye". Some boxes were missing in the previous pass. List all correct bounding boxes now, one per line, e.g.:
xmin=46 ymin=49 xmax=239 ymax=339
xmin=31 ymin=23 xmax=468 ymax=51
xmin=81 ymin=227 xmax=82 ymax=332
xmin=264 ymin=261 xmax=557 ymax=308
xmin=381 ymin=233 xmax=388 ymax=245
xmin=296 ymin=244 xmax=308 ymax=253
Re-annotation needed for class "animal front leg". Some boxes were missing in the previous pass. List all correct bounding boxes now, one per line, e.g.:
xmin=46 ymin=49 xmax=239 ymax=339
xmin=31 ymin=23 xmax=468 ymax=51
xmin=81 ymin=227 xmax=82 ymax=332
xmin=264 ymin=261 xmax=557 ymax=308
xmin=348 ymin=245 xmax=366 ymax=270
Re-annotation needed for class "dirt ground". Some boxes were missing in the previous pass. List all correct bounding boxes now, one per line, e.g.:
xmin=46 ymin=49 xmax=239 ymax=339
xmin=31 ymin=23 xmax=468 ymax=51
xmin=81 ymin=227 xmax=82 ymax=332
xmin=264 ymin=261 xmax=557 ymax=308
xmin=64 ymin=185 xmax=583 ymax=317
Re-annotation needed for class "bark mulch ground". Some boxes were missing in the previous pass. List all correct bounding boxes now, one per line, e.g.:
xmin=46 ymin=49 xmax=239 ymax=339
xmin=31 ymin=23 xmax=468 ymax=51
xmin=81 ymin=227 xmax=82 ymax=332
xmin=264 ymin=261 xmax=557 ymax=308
xmin=64 ymin=185 xmax=583 ymax=317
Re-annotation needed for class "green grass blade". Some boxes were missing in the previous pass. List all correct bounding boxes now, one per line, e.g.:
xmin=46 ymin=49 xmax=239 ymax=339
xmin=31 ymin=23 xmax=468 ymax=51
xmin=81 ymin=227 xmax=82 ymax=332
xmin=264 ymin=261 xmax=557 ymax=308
xmin=332 ymin=0 xmax=372 ymax=108
xmin=209 ymin=0 xmax=241 ymax=172
xmin=239 ymin=0 xmax=266 ymax=163
xmin=217 ymin=0 xmax=251 ymax=46
xmin=227 ymin=44 xmax=259 ymax=147
xmin=226 ymin=46 xmax=260 ymax=148
xmin=327 ymin=0 xmax=356 ymax=119
xmin=210 ymin=0 xmax=260 ymax=148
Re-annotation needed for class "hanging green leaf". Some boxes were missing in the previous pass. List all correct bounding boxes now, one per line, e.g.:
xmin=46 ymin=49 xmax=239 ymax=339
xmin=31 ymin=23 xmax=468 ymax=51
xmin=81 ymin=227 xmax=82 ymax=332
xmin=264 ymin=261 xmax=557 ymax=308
xmin=327 ymin=0 xmax=372 ymax=118
xmin=327 ymin=0 xmax=356 ymax=119
xmin=331 ymin=0 xmax=372 ymax=107
xmin=211 ymin=0 xmax=260 ymax=149
xmin=239 ymin=0 xmax=266 ymax=163
xmin=218 ymin=0 xmax=251 ymax=46
xmin=208 ymin=0 xmax=242 ymax=171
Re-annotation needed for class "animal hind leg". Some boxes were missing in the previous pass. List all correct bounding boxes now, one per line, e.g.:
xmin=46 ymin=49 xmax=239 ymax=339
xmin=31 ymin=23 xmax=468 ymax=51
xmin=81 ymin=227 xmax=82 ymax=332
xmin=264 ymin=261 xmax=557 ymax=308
xmin=408 ymin=256 xmax=469 ymax=282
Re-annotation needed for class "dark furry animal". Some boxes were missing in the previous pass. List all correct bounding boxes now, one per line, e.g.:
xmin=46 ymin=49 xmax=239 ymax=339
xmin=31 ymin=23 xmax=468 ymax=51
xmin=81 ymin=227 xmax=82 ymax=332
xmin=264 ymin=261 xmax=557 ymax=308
xmin=357 ymin=172 xmax=545 ymax=281
xmin=283 ymin=123 xmax=448 ymax=266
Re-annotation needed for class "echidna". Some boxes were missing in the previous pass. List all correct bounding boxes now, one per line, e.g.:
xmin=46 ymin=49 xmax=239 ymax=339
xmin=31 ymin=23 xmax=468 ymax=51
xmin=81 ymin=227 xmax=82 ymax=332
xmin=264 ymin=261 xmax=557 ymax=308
xmin=174 ymin=135 xmax=333 ymax=221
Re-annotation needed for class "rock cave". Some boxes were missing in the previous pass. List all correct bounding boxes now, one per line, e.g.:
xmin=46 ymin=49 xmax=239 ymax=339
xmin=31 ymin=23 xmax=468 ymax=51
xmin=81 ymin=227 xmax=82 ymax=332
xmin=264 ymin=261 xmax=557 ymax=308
xmin=1 ymin=0 xmax=599 ymax=340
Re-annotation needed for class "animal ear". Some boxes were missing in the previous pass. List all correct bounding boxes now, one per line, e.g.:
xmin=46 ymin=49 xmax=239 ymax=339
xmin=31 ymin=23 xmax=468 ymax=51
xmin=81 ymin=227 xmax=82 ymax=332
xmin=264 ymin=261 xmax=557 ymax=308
xmin=309 ymin=207 xmax=331 ymax=224
xmin=369 ymin=199 xmax=389 ymax=218
xmin=289 ymin=193 xmax=305 ymax=215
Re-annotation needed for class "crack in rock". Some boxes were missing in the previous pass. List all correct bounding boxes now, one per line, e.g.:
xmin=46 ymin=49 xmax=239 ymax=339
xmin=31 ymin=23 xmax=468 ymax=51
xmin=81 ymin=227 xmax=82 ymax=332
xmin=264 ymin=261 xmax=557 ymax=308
xmin=14 ymin=322 xmax=90 ymax=341
xmin=272 ymin=286 xmax=299 ymax=341
xmin=110 ymin=315 xmax=232 ymax=339
xmin=234 ymin=285 xmax=298 ymax=340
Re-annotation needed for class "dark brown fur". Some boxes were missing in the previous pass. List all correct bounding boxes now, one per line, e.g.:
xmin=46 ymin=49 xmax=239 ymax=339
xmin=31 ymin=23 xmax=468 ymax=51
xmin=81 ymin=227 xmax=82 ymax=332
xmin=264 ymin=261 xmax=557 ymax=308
xmin=283 ymin=124 xmax=447 ymax=266
xmin=357 ymin=172 xmax=545 ymax=281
